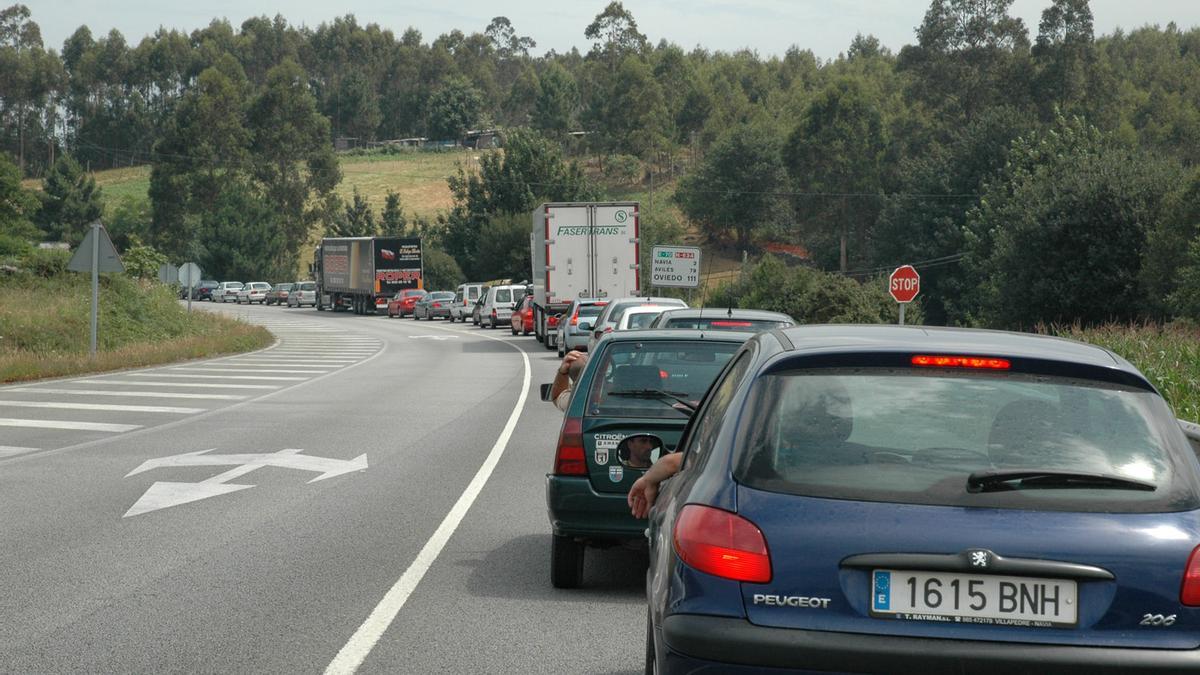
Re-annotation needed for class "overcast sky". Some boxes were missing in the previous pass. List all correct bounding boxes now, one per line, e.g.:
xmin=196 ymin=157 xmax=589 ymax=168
xmin=26 ymin=1 xmax=1200 ymax=60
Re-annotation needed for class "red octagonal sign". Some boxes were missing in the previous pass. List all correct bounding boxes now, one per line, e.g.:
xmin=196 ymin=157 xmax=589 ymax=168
xmin=889 ymin=265 xmax=920 ymax=303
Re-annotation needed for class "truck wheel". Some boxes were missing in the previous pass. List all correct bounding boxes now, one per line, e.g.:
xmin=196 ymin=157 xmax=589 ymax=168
xmin=550 ymin=534 xmax=585 ymax=589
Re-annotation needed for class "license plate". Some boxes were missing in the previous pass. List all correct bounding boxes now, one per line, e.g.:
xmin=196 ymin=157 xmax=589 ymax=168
xmin=871 ymin=569 xmax=1077 ymax=628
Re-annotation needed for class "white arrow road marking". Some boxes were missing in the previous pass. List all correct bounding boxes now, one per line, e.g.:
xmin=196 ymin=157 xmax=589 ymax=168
xmin=0 ymin=400 xmax=205 ymax=414
xmin=123 ymin=448 xmax=369 ymax=517
xmin=0 ymin=418 xmax=141 ymax=432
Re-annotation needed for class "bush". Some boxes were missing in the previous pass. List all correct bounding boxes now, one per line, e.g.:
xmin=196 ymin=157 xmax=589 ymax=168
xmin=708 ymin=254 xmax=916 ymax=325
xmin=602 ymin=154 xmax=642 ymax=185
xmin=22 ymin=248 xmax=71 ymax=277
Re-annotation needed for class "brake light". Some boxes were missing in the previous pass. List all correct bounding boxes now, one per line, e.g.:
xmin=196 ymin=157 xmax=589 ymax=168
xmin=1182 ymin=545 xmax=1200 ymax=606
xmin=911 ymin=355 xmax=1011 ymax=370
xmin=553 ymin=418 xmax=587 ymax=475
xmin=433 ymin=302 xmax=441 ymax=308
xmin=548 ymin=315 xmax=559 ymax=327
xmin=603 ymin=327 xmax=613 ymax=334
xmin=673 ymin=505 xmax=771 ymax=583
xmin=659 ymin=370 xmax=669 ymax=379
xmin=711 ymin=321 xmax=753 ymax=327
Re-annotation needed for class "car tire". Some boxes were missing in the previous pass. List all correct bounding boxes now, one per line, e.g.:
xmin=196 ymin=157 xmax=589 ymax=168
xmin=558 ymin=345 xmax=565 ymax=358
xmin=550 ymin=534 xmax=584 ymax=589
xmin=511 ymin=324 xmax=518 ymax=335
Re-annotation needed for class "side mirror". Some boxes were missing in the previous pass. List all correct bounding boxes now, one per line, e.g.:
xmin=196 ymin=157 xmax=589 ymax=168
xmin=540 ymin=383 xmax=554 ymax=402
xmin=577 ymin=321 xmax=592 ymax=332
xmin=616 ymin=434 xmax=666 ymax=469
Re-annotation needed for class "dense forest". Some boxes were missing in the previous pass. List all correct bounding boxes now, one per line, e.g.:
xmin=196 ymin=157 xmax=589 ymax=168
xmin=2 ymin=0 xmax=1200 ymax=328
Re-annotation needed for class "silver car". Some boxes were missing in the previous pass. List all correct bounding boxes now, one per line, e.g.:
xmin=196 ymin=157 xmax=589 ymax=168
xmin=287 ymin=281 xmax=317 ymax=308
xmin=554 ymin=299 xmax=609 ymax=357
xmin=237 ymin=282 xmax=271 ymax=304
xmin=586 ymin=296 xmax=688 ymax=351
xmin=214 ymin=281 xmax=243 ymax=303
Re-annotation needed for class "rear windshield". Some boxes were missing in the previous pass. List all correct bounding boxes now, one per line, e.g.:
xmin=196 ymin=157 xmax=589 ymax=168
xmin=495 ymin=289 xmax=512 ymax=303
xmin=278 ymin=284 xmax=293 ymax=291
xmin=625 ymin=312 xmax=660 ymax=329
xmin=299 ymin=282 xmax=316 ymax=291
xmin=578 ymin=305 xmax=605 ymax=318
xmin=586 ymin=340 xmax=741 ymax=419
xmin=735 ymin=370 xmax=1198 ymax=513
xmin=431 ymin=292 xmax=455 ymax=300
xmin=468 ymin=286 xmax=480 ymax=299
xmin=227 ymin=282 xmax=243 ymax=289
xmin=663 ymin=318 xmax=789 ymax=332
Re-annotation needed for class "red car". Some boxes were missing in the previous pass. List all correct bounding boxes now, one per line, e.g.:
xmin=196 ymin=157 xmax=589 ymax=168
xmin=510 ymin=294 xmax=534 ymax=335
xmin=387 ymin=289 xmax=427 ymax=318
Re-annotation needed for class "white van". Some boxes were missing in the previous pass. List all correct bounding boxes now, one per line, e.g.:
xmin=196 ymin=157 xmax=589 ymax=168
xmin=448 ymin=283 xmax=488 ymax=323
xmin=478 ymin=284 xmax=526 ymax=329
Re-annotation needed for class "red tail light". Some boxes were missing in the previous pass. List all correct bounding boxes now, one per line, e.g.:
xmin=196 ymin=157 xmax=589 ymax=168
xmin=433 ymin=302 xmax=441 ymax=308
xmin=570 ymin=314 xmax=579 ymax=326
xmin=912 ymin=355 xmax=1010 ymax=370
xmin=673 ymin=505 xmax=771 ymax=583
xmin=1182 ymin=545 xmax=1200 ymax=606
xmin=553 ymin=418 xmax=587 ymax=475
xmin=711 ymin=320 xmax=753 ymax=327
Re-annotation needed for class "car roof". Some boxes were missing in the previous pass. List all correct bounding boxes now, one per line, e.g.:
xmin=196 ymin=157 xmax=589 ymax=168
xmin=658 ymin=308 xmax=794 ymax=322
xmin=770 ymin=324 xmax=1125 ymax=370
xmin=600 ymin=328 xmax=757 ymax=344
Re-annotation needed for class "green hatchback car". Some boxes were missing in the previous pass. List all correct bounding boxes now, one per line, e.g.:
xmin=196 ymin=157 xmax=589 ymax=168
xmin=545 ymin=329 xmax=754 ymax=588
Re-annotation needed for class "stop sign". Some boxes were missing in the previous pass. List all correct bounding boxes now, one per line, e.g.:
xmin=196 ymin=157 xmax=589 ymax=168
xmin=889 ymin=265 xmax=920 ymax=303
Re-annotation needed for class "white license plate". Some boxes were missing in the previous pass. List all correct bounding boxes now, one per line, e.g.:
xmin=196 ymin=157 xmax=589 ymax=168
xmin=871 ymin=569 xmax=1077 ymax=628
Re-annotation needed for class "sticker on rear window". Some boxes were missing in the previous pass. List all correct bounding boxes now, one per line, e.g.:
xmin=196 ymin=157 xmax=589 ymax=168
xmin=594 ymin=448 xmax=609 ymax=464
xmin=609 ymin=466 xmax=623 ymax=482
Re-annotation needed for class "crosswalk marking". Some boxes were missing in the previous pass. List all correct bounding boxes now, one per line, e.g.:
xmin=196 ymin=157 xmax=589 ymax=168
xmin=0 ymin=400 xmax=205 ymax=414
xmin=0 ymin=418 xmax=141 ymax=432
xmin=72 ymin=380 xmax=279 ymax=390
xmin=127 ymin=373 xmax=307 ymax=381
xmin=9 ymin=388 xmax=248 ymax=400
xmin=168 ymin=367 xmax=334 ymax=374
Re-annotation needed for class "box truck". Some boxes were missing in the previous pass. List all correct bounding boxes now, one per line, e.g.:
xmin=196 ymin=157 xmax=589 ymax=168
xmin=530 ymin=202 xmax=640 ymax=349
xmin=312 ymin=237 xmax=422 ymax=314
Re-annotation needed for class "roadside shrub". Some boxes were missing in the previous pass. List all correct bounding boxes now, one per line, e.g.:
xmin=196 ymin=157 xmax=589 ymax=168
xmin=602 ymin=154 xmax=642 ymax=185
xmin=708 ymin=254 xmax=916 ymax=325
xmin=22 ymin=248 xmax=70 ymax=277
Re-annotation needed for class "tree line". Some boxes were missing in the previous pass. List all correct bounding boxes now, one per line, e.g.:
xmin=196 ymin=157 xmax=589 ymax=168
xmin=2 ymin=0 xmax=1200 ymax=327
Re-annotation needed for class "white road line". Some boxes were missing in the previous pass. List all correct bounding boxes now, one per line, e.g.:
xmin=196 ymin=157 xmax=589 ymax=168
xmin=224 ymin=360 xmax=357 ymax=365
xmin=0 ymin=400 xmax=205 ymax=414
xmin=8 ymin=388 xmax=248 ymax=400
xmin=0 ymin=446 xmax=39 ymax=458
xmin=168 ymin=367 xmax=334 ymax=374
xmin=126 ymin=374 xmax=307 ymax=381
xmin=0 ymin=418 xmax=141 ymax=432
xmin=325 ymin=325 xmax=531 ymax=675
xmin=72 ymin=380 xmax=279 ymax=390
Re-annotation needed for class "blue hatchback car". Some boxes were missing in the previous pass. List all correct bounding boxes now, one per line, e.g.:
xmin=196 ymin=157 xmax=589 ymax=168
xmin=643 ymin=325 xmax=1200 ymax=673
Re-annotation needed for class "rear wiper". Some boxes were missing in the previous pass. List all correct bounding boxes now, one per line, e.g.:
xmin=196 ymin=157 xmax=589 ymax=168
xmin=967 ymin=469 xmax=1156 ymax=493
xmin=608 ymin=389 xmax=697 ymax=414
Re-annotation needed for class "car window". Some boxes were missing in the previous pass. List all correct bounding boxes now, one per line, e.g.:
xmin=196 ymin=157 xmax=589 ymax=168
xmin=299 ymin=282 xmax=316 ymax=291
xmin=681 ymin=351 xmax=754 ymax=463
xmin=625 ymin=312 xmax=659 ymax=329
xmin=468 ymin=286 xmax=480 ymax=299
xmin=585 ymin=340 xmax=742 ymax=419
xmin=495 ymin=288 xmax=512 ymax=303
xmin=578 ymin=305 xmax=604 ymax=319
xmin=735 ymin=369 xmax=1197 ymax=514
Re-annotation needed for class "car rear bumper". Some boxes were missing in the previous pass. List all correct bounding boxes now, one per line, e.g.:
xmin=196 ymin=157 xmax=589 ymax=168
xmin=660 ymin=614 xmax=1200 ymax=674
xmin=545 ymin=475 xmax=643 ymax=541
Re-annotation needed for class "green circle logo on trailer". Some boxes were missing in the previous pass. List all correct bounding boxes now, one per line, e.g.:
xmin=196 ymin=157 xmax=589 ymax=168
xmin=614 ymin=210 xmax=628 ymax=223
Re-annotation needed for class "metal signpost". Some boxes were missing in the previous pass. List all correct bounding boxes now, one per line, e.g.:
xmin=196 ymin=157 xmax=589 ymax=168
xmin=651 ymin=245 xmax=702 ymax=290
xmin=67 ymin=221 xmax=124 ymax=357
xmin=888 ymin=265 xmax=920 ymax=325
xmin=178 ymin=262 xmax=202 ymax=313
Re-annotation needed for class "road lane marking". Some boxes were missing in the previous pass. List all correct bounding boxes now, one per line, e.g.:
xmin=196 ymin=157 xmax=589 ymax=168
xmin=325 ymin=323 xmax=531 ymax=675
xmin=9 ymin=388 xmax=248 ymax=400
xmin=0 ymin=446 xmax=39 ymax=458
xmin=0 ymin=400 xmax=205 ymax=414
xmin=126 ymin=374 xmax=307 ymax=381
xmin=71 ymin=380 xmax=279 ymax=389
xmin=0 ymin=418 xmax=141 ymax=432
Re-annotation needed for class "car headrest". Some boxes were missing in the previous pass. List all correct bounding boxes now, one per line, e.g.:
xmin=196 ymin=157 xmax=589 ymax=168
xmin=780 ymin=379 xmax=853 ymax=445
xmin=611 ymin=364 xmax=661 ymax=391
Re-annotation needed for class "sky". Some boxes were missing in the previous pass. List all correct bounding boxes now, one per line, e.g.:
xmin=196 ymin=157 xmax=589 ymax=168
xmin=26 ymin=1 xmax=1200 ymax=60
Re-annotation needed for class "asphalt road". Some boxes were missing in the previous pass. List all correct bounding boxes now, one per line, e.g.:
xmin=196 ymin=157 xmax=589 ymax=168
xmin=0 ymin=302 xmax=645 ymax=674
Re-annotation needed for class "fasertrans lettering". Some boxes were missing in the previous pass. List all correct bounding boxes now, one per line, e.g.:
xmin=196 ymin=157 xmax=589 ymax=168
xmin=556 ymin=226 xmax=625 ymax=236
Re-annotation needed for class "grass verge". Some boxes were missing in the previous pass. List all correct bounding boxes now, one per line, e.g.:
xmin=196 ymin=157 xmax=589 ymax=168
xmin=1 ymin=272 xmax=273 ymax=383
xmin=1053 ymin=323 xmax=1200 ymax=423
